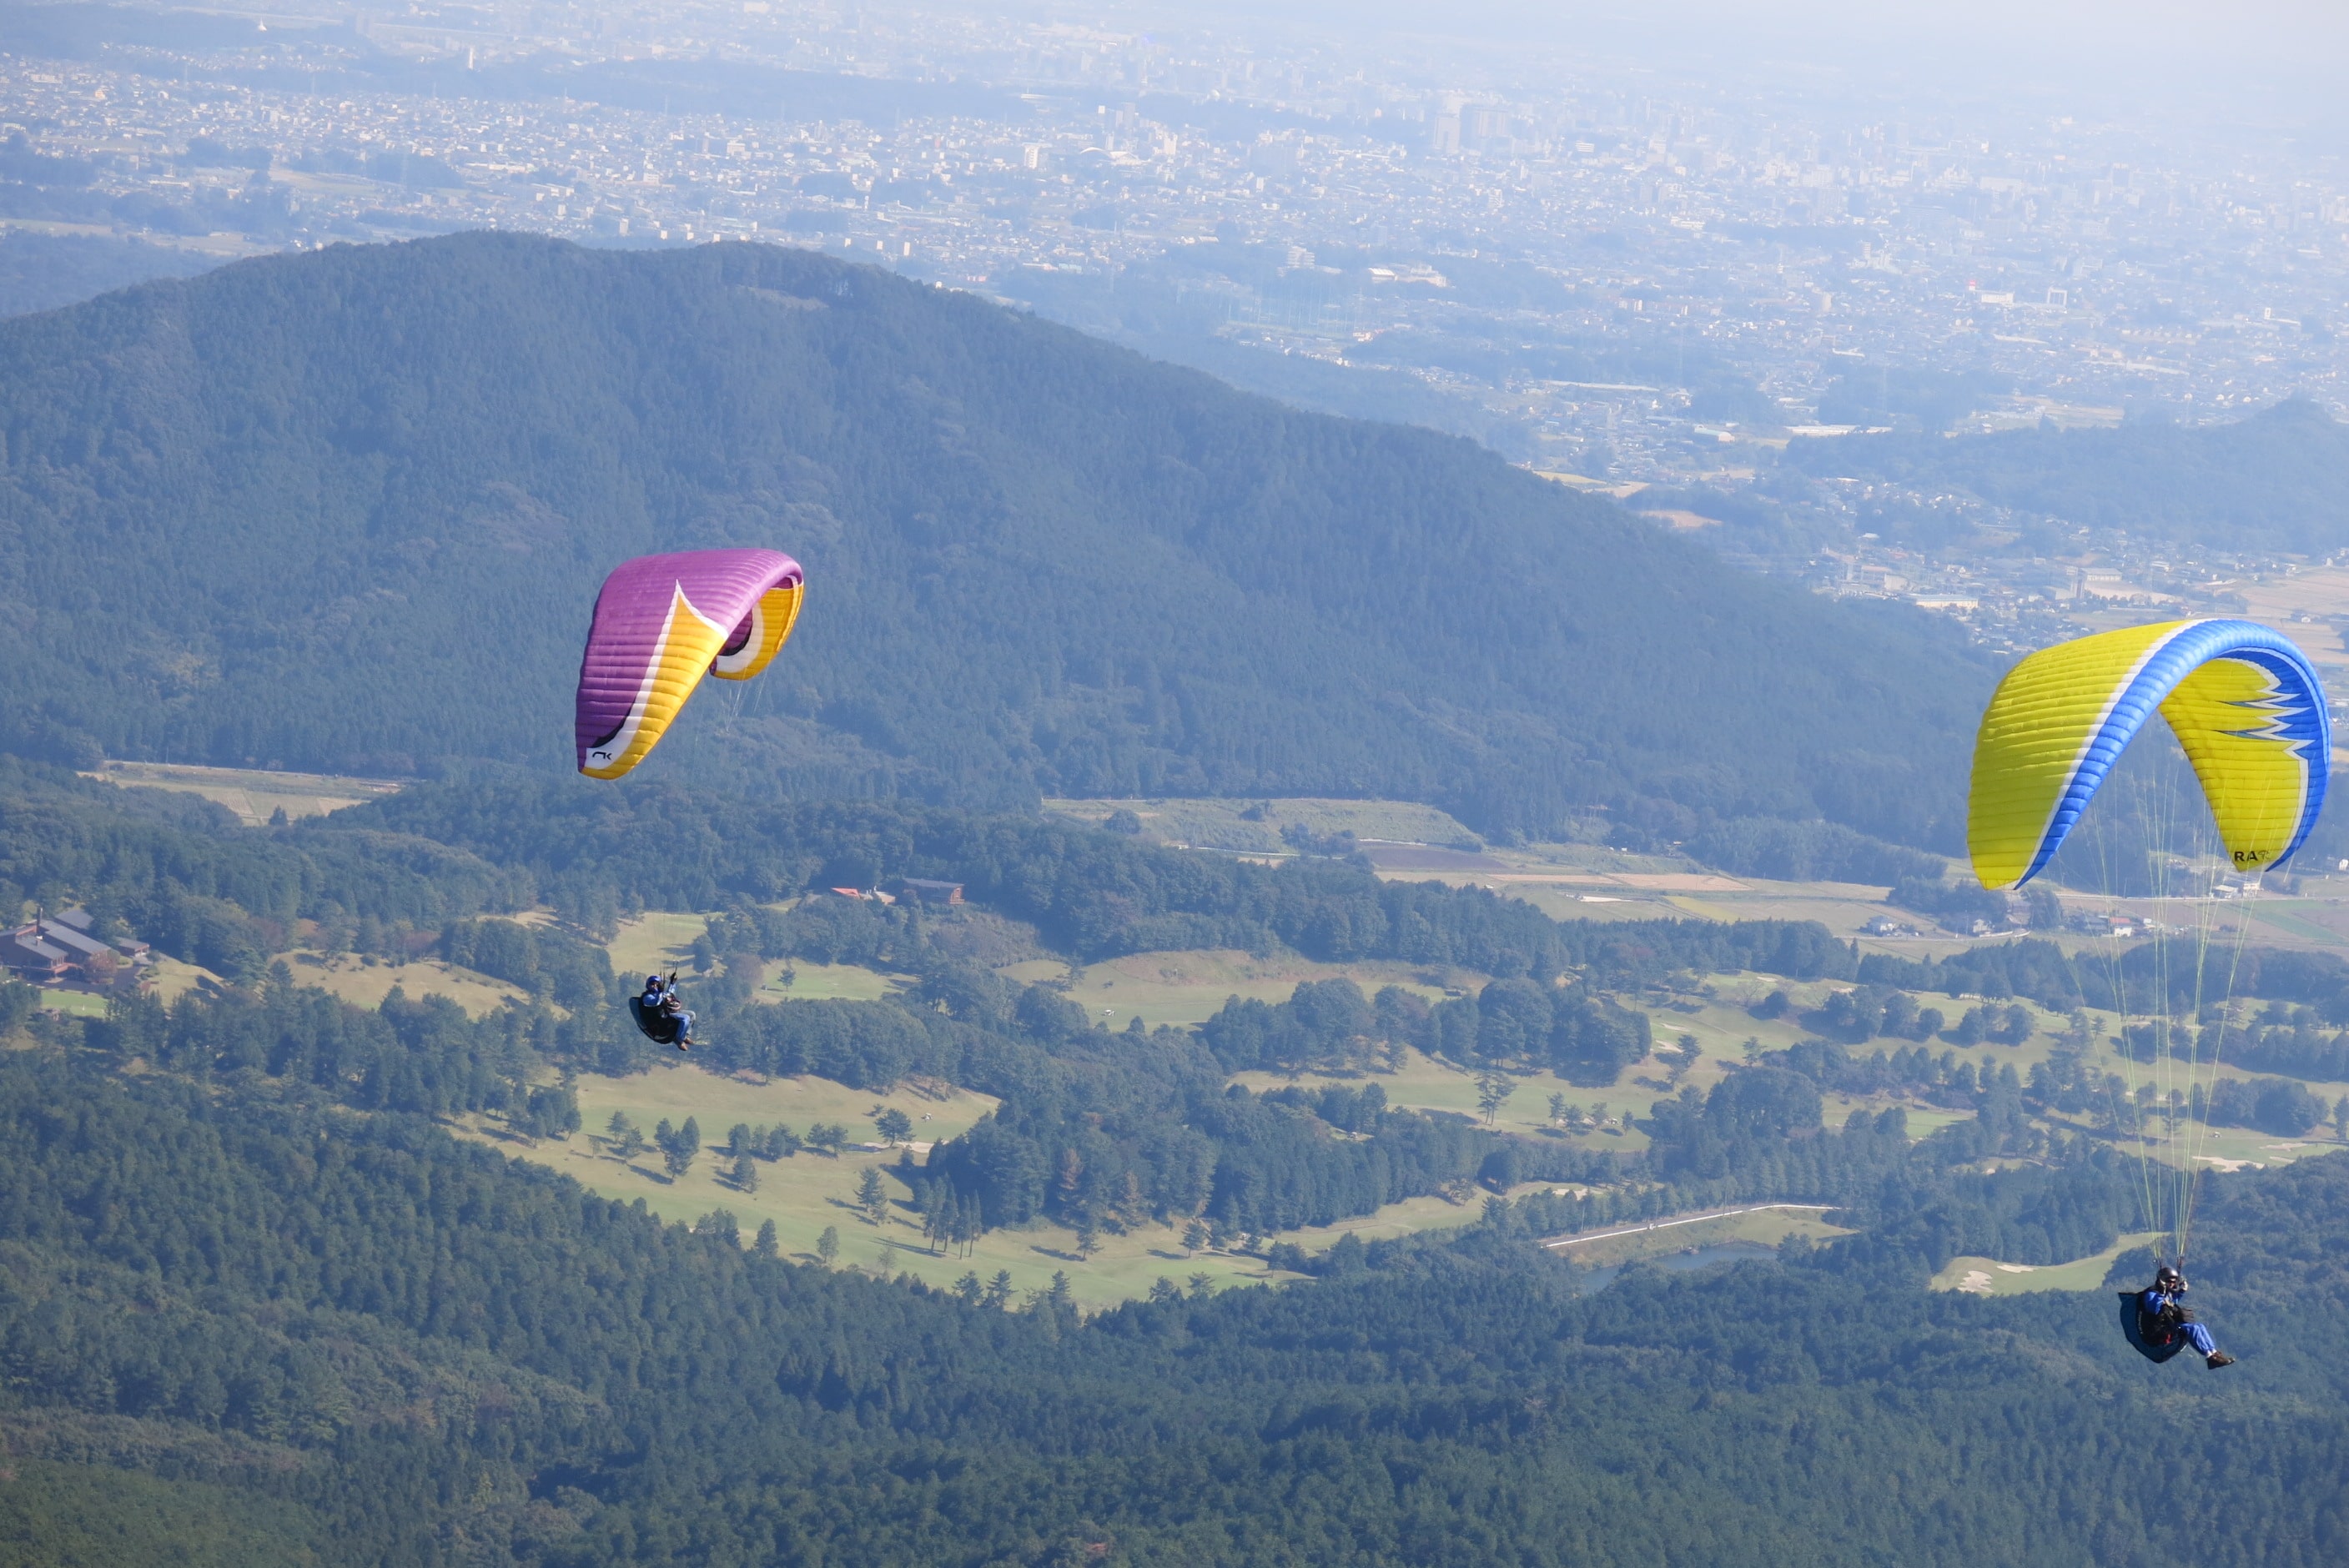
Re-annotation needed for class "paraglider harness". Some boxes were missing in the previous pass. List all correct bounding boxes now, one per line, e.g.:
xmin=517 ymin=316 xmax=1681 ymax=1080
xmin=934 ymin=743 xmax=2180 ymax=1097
xmin=630 ymin=973 xmax=690 ymax=1050
xmin=2117 ymin=1270 xmax=2195 ymax=1364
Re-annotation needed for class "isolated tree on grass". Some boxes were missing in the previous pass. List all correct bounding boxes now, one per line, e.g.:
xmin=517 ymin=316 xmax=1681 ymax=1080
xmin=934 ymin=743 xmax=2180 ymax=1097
xmin=874 ymin=1107 xmax=914 ymax=1145
xmin=817 ymin=1226 xmax=840 ymax=1267
xmin=1476 ymin=1070 xmax=1516 ymax=1126
xmin=606 ymin=1111 xmax=646 ymax=1158
xmin=731 ymin=1153 xmax=758 ymax=1194
xmin=753 ymin=1219 xmax=778 ymax=1258
xmin=1181 ymin=1219 xmax=1207 ymax=1257
xmin=1667 ymin=1034 xmax=1701 ymax=1085
xmin=655 ymin=1116 xmax=700 ymax=1179
xmin=857 ymin=1167 xmax=888 ymax=1226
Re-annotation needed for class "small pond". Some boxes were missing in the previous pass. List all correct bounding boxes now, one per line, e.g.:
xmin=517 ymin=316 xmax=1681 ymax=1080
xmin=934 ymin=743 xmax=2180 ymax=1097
xmin=1575 ymin=1239 xmax=1781 ymax=1293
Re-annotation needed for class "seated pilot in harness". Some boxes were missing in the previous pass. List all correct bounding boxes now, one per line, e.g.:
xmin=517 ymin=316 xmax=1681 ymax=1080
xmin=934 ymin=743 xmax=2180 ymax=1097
xmin=2130 ymin=1264 xmax=2235 ymax=1369
xmin=636 ymin=973 xmax=694 ymax=1051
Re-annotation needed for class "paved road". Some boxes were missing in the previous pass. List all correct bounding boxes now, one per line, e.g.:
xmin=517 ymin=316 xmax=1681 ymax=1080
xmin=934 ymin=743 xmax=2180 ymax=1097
xmin=1539 ymin=1202 xmax=1837 ymax=1250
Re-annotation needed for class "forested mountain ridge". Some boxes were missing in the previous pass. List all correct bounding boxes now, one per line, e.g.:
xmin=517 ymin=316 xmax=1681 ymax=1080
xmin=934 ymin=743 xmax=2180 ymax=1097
xmin=0 ymin=232 xmax=1989 ymax=845
xmin=1787 ymin=395 xmax=2349 ymax=555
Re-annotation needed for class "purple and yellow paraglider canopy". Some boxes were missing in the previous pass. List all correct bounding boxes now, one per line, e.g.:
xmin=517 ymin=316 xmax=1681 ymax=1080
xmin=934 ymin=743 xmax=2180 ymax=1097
xmin=575 ymin=549 xmax=803 ymax=779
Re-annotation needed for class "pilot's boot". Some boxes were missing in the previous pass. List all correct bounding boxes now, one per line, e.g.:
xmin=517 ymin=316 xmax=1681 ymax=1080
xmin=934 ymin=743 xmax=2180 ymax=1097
xmin=2206 ymin=1351 xmax=2236 ymax=1369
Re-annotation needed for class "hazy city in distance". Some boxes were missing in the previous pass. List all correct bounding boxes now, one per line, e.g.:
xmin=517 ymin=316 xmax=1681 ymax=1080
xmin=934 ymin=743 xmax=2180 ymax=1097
xmin=7 ymin=0 xmax=2349 ymax=643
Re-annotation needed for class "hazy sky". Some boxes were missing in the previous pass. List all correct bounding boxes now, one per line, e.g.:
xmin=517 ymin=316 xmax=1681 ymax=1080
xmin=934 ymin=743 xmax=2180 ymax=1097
xmin=1066 ymin=0 xmax=2349 ymax=124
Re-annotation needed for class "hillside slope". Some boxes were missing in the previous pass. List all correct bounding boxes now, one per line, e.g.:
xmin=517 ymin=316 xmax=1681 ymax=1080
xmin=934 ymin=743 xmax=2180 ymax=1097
xmin=0 ymin=233 xmax=1988 ymax=843
xmin=3 ymin=1048 xmax=2348 ymax=1565
xmin=1788 ymin=396 xmax=2349 ymax=555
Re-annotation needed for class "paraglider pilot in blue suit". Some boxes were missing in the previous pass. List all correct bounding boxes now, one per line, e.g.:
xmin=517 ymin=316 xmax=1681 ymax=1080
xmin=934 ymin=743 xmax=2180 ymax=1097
xmin=2125 ymin=1265 xmax=2235 ymax=1369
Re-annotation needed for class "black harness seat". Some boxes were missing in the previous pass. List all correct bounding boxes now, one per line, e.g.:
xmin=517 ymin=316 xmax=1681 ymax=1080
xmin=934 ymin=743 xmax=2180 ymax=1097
xmin=629 ymin=995 xmax=683 ymax=1047
xmin=2117 ymin=1293 xmax=2191 ymax=1364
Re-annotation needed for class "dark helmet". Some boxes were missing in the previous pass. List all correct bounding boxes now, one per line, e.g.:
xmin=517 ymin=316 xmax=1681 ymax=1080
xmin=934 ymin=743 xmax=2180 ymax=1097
xmin=2155 ymin=1264 xmax=2185 ymax=1291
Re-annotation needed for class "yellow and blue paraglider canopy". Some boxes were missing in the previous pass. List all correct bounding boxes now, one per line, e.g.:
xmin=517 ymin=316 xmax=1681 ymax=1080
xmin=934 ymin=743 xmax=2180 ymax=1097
xmin=1969 ymin=619 xmax=2331 ymax=890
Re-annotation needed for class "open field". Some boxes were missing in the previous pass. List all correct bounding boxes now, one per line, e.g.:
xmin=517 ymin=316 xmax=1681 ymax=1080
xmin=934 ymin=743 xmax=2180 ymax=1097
xmin=606 ymin=912 xmax=712 ymax=980
xmin=2165 ymin=1126 xmax=2349 ymax=1172
xmin=568 ymin=1060 xmax=997 ymax=1149
xmin=754 ymin=960 xmax=902 ymax=1002
xmin=141 ymin=956 xmax=223 ymax=1006
xmin=600 ymin=912 xmax=2349 ymax=1165
xmin=38 ymin=988 xmax=106 ymax=1018
xmin=1039 ymin=949 xmax=1463 ymax=1029
xmin=1045 ymin=796 xmax=1480 ymax=857
xmin=87 ymin=760 xmax=403 ymax=826
xmin=2192 ymin=577 xmax=2349 ymax=674
xmin=1543 ymin=1204 xmax=1857 ymax=1269
xmin=283 ymin=951 xmax=531 ymax=1018
xmin=1932 ymin=1232 xmax=2165 ymax=1296
xmin=467 ymin=1060 xmax=1557 ymax=1308
xmin=608 ymin=914 xmax=907 ymax=1003
xmin=546 ymin=873 xmax=2349 ymax=1237
xmin=486 ymin=1063 xmax=1285 ymax=1308
xmin=1343 ymin=832 xmax=1943 ymax=941
xmin=1231 ymin=1046 xmax=1658 ymax=1151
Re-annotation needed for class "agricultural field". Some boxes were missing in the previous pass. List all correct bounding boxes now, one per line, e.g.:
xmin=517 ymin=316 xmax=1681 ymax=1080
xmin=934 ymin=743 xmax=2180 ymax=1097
xmin=1370 ymin=844 xmax=1951 ymax=946
xmin=481 ymin=1060 xmax=1517 ymax=1308
xmin=85 ymin=759 xmax=404 ymax=826
xmin=2177 ymin=572 xmax=2349 ymax=677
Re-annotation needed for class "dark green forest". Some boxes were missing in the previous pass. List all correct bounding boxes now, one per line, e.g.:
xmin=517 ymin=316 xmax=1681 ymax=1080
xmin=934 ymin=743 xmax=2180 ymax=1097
xmin=4 ymin=754 xmax=2349 ymax=1560
xmin=3 ymin=1037 xmax=2349 ymax=1565
xmin=0 ymin=232 xmax=1991 ymax=846
xmin=1788 ymin=395 xmax=2349 ymax=554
